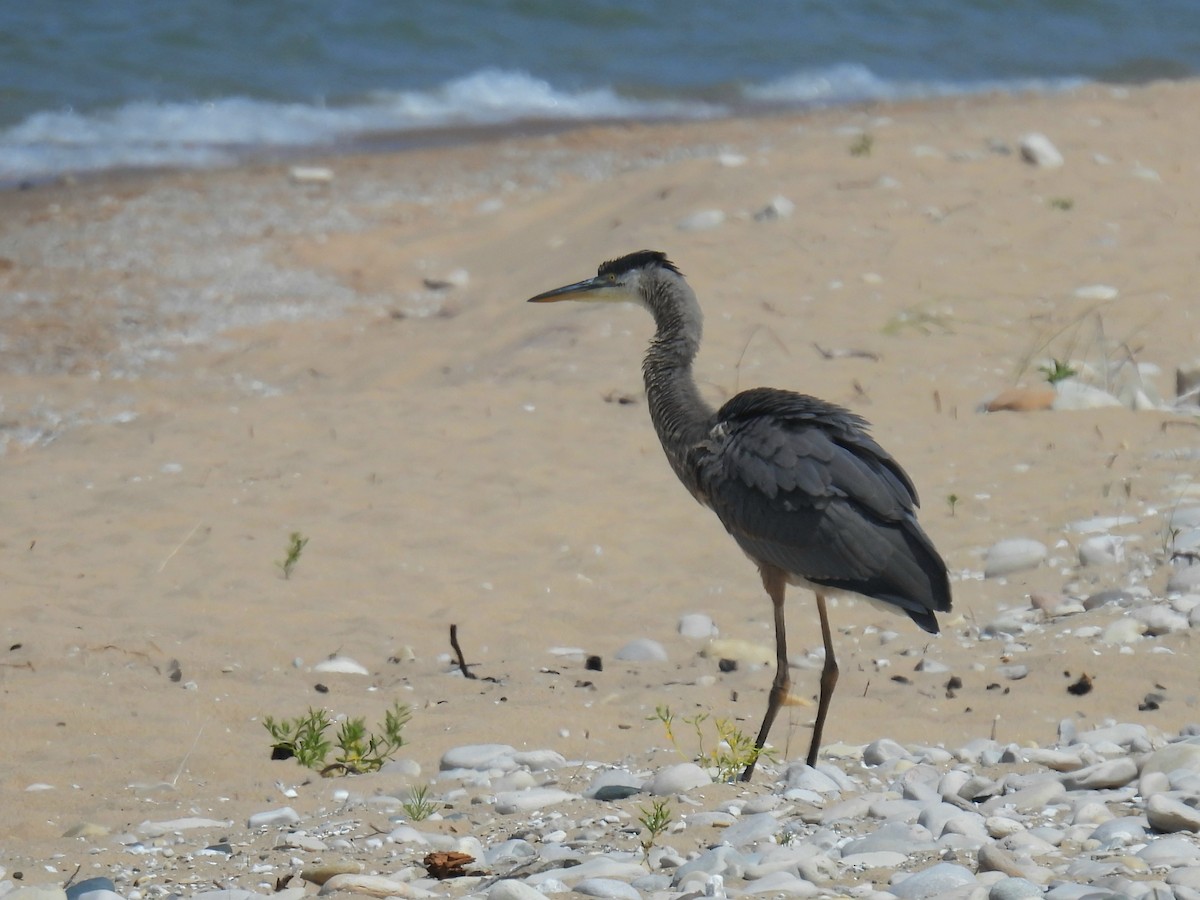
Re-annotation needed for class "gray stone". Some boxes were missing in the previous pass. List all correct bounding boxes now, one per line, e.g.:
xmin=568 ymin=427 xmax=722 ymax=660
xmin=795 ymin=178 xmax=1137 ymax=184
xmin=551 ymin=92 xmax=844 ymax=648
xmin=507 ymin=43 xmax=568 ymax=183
xmin=494 ymin=787 xmax=580 ymax=813
xmin=989 ymin=877 xmax=1044 ymax=900
xmin=1143 ymin=742 xmax=1200 ymax=780
xmin=1089 ymin=816 xmax=1148 ymax=847
xmin=1147 ymin=792 xmax=1200 ymax=833
xmin=863 ymin=737 xmax=908 ymax=765
xmin=1083 ymin=589 xmax=1134 ymax=611
xmin=573 ymin=879 xmax=641 ymax=900
xmin=738 ymin=871 xmax=816 ymax=896
xmin=1138 ymin=835 xmax=1200 ymax=867
xmin=1060 ymin=757 xmax=1138 ymax=791
xmin=890 ymin=862 xmax=978 ymax=898
xmin=721 ymin=812 xmax=780 ymax=848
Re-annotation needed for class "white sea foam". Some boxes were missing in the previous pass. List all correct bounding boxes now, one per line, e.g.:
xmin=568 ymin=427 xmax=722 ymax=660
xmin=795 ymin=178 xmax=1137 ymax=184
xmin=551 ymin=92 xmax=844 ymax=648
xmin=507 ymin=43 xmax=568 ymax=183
xmin=0 ymin=66 xmax=1080 ymax=183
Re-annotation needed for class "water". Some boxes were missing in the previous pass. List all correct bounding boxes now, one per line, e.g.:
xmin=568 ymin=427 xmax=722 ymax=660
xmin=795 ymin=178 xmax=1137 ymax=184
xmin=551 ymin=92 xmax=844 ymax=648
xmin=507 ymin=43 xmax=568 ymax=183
xmin=2 ymin=0 xmax=1199 ymax=182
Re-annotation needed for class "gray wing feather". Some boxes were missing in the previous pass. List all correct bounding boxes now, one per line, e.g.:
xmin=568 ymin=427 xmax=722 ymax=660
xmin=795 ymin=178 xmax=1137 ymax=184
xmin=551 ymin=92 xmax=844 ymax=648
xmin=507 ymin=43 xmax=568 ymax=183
xmin=694 ymin=388 xmax=950 ymax=628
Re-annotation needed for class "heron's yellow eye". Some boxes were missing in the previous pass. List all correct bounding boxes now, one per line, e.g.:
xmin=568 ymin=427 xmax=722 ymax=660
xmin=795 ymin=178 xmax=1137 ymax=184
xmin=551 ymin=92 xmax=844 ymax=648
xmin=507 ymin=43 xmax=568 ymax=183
xmin=607 ymin=273 xmax=617 ymax=283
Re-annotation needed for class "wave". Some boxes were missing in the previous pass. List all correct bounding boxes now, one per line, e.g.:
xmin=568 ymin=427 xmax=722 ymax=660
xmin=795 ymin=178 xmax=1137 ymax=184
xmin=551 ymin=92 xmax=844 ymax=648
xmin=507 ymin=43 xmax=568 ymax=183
xmin=0 ymin=66 xmax=1081 ymax=183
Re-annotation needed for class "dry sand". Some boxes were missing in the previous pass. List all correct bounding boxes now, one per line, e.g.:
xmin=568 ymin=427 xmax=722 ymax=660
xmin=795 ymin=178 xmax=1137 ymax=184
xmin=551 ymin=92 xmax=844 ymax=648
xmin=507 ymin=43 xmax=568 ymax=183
xmin=2 ymin=80 xmax=1199 ymax=866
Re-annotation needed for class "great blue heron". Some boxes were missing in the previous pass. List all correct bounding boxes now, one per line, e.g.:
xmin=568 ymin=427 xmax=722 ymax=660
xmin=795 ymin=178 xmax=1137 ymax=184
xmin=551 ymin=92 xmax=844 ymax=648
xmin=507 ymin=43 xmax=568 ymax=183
xmin=528 ymin=250 xmax=951 ymax=779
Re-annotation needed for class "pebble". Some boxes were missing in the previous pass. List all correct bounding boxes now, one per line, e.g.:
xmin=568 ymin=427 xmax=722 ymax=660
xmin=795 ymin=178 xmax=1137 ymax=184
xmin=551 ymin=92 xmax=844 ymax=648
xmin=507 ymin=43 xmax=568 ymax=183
xmin=246 ymin=807 xmax=300 ymax=829
xmin=1079 ymin=534 xmax=1123 ymax=566
xmin=613 ymin=638 xmax=668 ymax=662
xmin=753 ymin=195 xmax=795 ymax=221
xmin=890 ymin=862 xmax=979 ymax=898
xmin=573 ymin=879 xmax=641 ymax=900
xmin=1147 ymin=793 xmax=1200 ymax=833
xmin=487 ymin=882 xmax=546 ymax=900
xmin=983 ymin=538 xmax=1047 ymax=577
xmin=1019 ymin=132 xmax=1064 ymax=167
xmin=678 ymin=613 xmax=718 ymax=639
xmin=677 ymin=209 xmax=726 ymax=231
xmin=647 ymin=762 xmax=711 ymax=795
xmin=440 ymin=744 xmax=517 ymax=771
xmin=318 ymin=874 xmax=430 ymax=897
xmin=19 ymin=684 xmax=1200 ymax=900
xmin=312 ymin=655 xmax=370 ymax=675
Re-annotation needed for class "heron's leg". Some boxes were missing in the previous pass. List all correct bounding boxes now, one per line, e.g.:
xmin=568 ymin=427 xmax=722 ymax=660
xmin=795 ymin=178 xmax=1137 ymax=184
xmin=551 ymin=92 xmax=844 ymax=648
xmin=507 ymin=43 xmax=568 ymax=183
xmin=806 ymin=592 xmax=840 ymax=768
xmin=741 ymin=565 xmax=789 ymax=782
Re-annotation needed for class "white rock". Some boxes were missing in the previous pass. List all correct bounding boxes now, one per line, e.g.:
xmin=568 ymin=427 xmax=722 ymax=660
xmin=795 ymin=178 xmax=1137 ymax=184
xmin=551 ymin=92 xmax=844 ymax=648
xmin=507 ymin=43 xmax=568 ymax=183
xmin=678 ymin=613 xmax=718 ymax=639
xmin=647 ymin=762 xmax=711 ymax=795
xmin=247 ymin=807 xmax=301 ymax=829
xmin=573 ymin=879 xmax=640 ymax=900
xmin=487 ymin=881 xmax=547 ymax=900
xmin=677 ymin=210 xmax=726 ymax=232
xmin=614 ymin=638 xmax=668 ymax=662
xmin=736 ymin=871 xmax=816 ymax=896
xmin=1069 ymin=515 xmax=1139 ymax=533
xmin=512 ymin=749 xmax=568 ymax=771
xmin=863 ymin=738 xmax=908 ymax=765
xmin=1019 ymin=133 xmax=1064 ymax=168
xmin=313 ymin=655 xmax=370 ymax=676
xmin=1073 ymin=284 xmax=1119 ymax=301
xmin=289 ymin=166 xmax=334 ymax=184
xmin=1143 ymin=742 xmax=1200 ymax=781
xmin=440 ymin=743 xmax=517 ymax=771
xmin=984 ymin=539 xmax=1047 ymax=578
xmin=136 ymin=816 xmax=231 ymax=836
xmin=494 ymin=787 xmax=580 ymax=813
xmin=319 ymin=875 xmax=431 ymax=897
xmin=1053 ymin=380 xmax=1123 ymax=410
xmin=1101 ymin=617 xmax=1146 ymax=644
xmin=1131 ymin=605 xmax=1190 ymax=636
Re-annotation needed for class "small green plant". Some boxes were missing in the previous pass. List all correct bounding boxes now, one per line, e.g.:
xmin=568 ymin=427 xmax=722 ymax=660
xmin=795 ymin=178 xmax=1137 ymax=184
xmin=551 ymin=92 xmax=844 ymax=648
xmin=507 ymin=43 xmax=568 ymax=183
xmin=650 ymin=704 xmax=773 ymax=783
xmin=263 ymin=701 xmax=411 ymax=776
xmin=278 ymin=531 xmax=309 ymax=579
xmin=849 ymin=133 xmax=874 ymax=157
xmin=402 ymin=783 xmax=438 ymax=821
xmin=1047 ymin=196 xmax=1074 ymax=211
xmin=637 ymin=798 xmax=674 ymax=863
xmin=947 ymin=493 xmax=959 ymax=517
xmin=1039 ymin=358 xmax=1078 ymax=385
xmin=264 ymin=707 xmax=333 ymax=768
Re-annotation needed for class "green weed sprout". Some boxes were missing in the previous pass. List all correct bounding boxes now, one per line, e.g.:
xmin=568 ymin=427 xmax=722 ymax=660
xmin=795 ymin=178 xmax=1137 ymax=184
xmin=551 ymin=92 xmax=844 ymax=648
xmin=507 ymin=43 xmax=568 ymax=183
xmin=278 ymin=531 xmax=309 ymax=579
xmin=264 ymin=701 xmax=411 ymax=776
xmin=637 ymin=798 xmax=674 ymax=863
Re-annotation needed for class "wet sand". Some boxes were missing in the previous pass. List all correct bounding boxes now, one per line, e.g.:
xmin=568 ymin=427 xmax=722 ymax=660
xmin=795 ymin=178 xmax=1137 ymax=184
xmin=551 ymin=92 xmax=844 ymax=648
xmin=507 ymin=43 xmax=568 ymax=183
xmin=2 ymin=80 xmax=1199 ymax=865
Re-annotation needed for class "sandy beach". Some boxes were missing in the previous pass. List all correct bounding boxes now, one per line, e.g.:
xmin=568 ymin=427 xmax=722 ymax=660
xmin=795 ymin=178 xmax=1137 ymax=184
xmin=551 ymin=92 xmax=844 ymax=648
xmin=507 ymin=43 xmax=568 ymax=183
xmin=2 ymin=80 xmax=1200 ymax=878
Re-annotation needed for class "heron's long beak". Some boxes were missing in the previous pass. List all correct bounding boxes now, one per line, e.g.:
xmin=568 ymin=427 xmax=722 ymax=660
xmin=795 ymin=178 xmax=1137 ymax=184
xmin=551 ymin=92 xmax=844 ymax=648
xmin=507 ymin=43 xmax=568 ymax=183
xmin=527 ymin=276 xmax=614 ymax=303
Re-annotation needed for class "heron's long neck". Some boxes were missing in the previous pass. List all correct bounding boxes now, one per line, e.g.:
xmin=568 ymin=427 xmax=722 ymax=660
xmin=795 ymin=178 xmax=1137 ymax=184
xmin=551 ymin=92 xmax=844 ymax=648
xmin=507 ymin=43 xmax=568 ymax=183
xmin=641 ymin=282 xmax=714 ymax=485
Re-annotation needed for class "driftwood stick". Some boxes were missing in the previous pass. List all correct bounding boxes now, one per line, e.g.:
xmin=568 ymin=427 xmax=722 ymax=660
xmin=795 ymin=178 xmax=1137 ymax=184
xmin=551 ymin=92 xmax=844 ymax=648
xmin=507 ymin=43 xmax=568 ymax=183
xmin=449 ymin=624 xmax=477 ymax=679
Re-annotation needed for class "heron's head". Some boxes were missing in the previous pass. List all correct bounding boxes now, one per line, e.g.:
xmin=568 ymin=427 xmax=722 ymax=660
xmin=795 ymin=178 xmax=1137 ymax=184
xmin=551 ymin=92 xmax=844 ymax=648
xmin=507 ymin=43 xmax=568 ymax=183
xmin=527 ymin=250 xmax=683 ymax=307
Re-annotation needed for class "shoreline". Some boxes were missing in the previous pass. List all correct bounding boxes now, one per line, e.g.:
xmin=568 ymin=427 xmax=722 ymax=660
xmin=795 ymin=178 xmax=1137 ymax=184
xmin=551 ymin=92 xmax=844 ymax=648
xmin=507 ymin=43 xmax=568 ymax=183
xmin=2 ymin=79 xmax=1200 ymax=886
